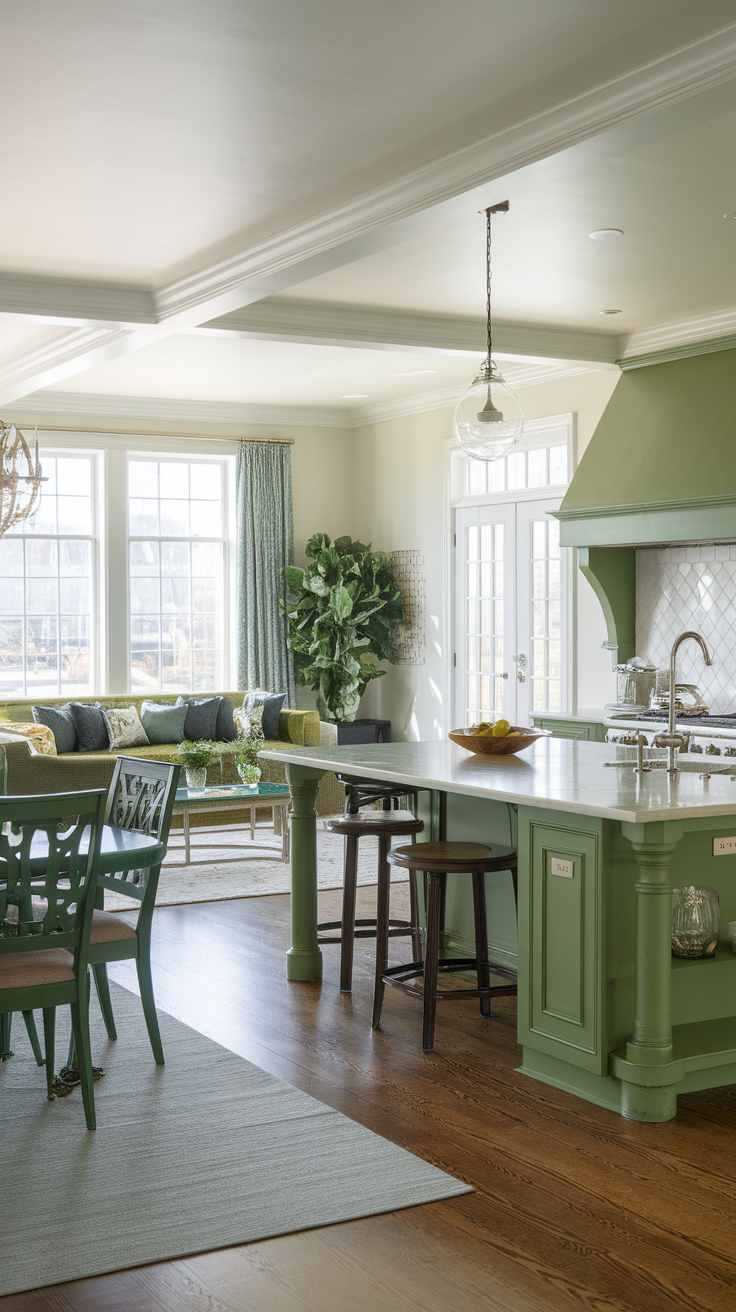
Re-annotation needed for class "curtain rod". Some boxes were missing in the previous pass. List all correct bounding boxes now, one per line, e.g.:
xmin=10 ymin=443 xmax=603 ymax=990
xmin=1 ymin=424 xmax=294 ymax=444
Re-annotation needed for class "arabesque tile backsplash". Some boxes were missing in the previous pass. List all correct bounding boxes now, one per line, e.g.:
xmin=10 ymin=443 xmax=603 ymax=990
xmin=636 ymin=545 xmax=736 ymax=715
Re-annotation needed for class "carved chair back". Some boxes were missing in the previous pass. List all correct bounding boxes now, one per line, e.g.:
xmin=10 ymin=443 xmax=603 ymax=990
xmin=99 ymin=757 xmax=180 ymax=904
xmin=0 ymin=789 xmax=106 ymax=976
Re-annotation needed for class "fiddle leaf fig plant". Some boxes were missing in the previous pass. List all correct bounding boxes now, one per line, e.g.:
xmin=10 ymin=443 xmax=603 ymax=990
xmin=282 ymin=533 xmax=405 ymax=723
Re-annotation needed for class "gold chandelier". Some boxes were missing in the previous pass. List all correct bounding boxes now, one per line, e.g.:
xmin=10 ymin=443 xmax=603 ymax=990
xmin=0 ymin=421 xmax=46 ymax=537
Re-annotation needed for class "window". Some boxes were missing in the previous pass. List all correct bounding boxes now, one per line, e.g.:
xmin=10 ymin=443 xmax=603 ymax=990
xmin=128 ymin=458 xmax=227 ymax=693
xmin=0 ymin=454 xmax=96 ymax=698
xmin=466 ymin=442 xmax=568 ymax=496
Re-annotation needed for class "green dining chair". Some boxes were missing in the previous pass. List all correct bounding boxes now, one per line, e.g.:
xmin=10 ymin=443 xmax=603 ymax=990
xmin=84 ymin=756 xmax=181 ymax=1065
xmin=0 ymin=788 xmax=107 ymax=1130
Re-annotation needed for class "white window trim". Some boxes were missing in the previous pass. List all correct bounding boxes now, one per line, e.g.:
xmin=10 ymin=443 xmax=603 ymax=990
xmin=6 ymin=445 xmax=103 ymax=699
xmin=443 ymin=413 xmax=577 ymax=731
xmin=126 ymin=452 xmax=234 ymax=696
xmin=12 ymin=428 xmax=238 ymax=695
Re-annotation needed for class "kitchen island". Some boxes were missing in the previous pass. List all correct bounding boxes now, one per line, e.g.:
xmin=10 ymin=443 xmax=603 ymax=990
xmin=260 ymin=737 xmax=736 ymax=1123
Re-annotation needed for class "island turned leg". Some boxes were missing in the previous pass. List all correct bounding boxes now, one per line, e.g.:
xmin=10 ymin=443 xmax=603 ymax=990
xmin=618 ymin=821 xmax=683 ymax=1122
xmin=285 ymin=764 xmax=325 ymax=981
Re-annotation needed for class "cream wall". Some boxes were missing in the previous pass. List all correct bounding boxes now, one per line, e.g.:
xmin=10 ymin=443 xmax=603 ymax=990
xmin=353 ymin=368 xmax=620 ymax=740
xmin=3 ymin=405 xmax=355 ymax=564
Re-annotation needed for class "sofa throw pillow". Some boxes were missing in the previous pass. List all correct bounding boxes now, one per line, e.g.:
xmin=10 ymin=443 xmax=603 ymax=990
xmin=32 ymin=703 xmax=77 ymax=754
xmin=0 ymin=722 xmax=57 ymax=756
xmin=215 ymin=696 xmax=237 ymax=742
xmin=69 ymin=702 xmax=109 ymax=753
xmin=141 ymin=699 xmax=188 ymax=746
xmin=234 ymin=702 xmax=264 ymax=741
xmin=242 ymin=690 xmax=285 ymax=741
xmin=175 ymin=696 xmax=221 ymax=741
xmin=101 ymin=706 xmax=150 ymax=752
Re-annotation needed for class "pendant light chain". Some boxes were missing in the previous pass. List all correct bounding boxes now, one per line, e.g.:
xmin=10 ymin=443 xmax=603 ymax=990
xmin=484 ymin=201 xmax=508 ymax=376
xmin=486 ymin=207 xmax=493 ymax=369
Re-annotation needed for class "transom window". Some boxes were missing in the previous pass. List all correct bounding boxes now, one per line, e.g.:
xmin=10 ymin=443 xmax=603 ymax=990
xmin=128 ymin=459 xmax=227 ymax=693
xmin=466 ymin=443 xmax=568 ymax=496
xmin=0 ymin=454 xmax=96 ymax=698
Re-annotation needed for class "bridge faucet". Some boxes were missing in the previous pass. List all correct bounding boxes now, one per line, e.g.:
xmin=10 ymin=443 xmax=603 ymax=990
xmin=654 ymin=630 xmax=713 ymax=777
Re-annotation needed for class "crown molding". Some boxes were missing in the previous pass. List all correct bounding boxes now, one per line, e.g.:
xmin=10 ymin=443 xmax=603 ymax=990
xmin=202 ymin=299 xmax=623 ymax=364
xmin=0 ymin=326 xmax=137 ymax=407
xmin=3 ymin=390 xmax=353 ymax=430
xmin=0 ymin=275 xmax=155 ymax=325
xmin=618 ymin=307 xmax=736 ymax=368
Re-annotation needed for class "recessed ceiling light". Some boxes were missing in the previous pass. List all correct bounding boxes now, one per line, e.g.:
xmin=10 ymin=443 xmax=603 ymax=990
xmin=342 ymin=394 xmax=368 ymax=399
xmin=599 ymin=309 xmax=622 ymax=315
xmin=589 ymin=228 xmax=624 ymax=239
xmin=391 ymin=369 xmax=442 ymax=377
xmin=724 ymin=212 xmax=736 ymax=220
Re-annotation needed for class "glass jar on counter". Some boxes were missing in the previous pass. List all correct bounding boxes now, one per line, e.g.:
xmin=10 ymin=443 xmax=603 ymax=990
xmin=671 ymin=886 xmax=720 ymax=958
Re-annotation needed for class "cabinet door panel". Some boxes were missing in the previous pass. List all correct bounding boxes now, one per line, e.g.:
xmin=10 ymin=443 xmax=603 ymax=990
xmin=518 ymin=814 xmax=605 ymax=1074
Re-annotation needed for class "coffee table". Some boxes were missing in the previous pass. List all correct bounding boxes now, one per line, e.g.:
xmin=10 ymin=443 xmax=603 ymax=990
xmin=172 ymin=782 xmax=291 ymax=866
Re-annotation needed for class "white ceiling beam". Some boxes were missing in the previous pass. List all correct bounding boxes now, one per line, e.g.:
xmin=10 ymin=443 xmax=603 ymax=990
xmin=0 ymin=276 xmax=155 ymax=325
xmin=1 ymin=23 xmax=735 ymax=406
xmin=198 ymin=299 xmax=623 ymax=364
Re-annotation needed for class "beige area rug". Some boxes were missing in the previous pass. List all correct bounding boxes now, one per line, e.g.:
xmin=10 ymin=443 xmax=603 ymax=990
xmin=0 ymin=982 xmax=471 ymax=1296
xmin=106 ymin=819 xmax=408 ymax=910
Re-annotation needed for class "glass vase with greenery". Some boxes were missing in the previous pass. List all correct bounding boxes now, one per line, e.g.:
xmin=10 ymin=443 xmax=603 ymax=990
xmin=233 ymin=737 xmax=262 ymax=788
xmin=282 ymin=533 xmax=405 ymax=723
xmin=172 ymin=740 xmax=213 ymax=792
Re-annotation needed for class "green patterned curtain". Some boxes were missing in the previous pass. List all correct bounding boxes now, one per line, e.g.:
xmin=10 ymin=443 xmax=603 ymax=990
xmin=236 ymin=440 xmax=295 ymax=704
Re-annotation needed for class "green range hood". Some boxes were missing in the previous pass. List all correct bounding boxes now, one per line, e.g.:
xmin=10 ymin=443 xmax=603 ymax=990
xmin=555 ymin=346 xmax=736 ymax=548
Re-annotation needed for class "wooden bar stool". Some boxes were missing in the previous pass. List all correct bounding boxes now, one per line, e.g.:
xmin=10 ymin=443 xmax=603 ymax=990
xmin=378 ymin=841 xmax=518 ymax=1051
xmin=318 ymin=810 xmax=424 ymax=993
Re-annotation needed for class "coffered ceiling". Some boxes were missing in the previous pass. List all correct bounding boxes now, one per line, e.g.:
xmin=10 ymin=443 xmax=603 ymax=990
xmin=1 ymin=2 xmax=735 ymax=422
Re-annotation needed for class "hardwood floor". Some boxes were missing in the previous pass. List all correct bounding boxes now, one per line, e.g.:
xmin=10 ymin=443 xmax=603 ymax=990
xmin=5 ymin=884 xmax=736 ymax=1312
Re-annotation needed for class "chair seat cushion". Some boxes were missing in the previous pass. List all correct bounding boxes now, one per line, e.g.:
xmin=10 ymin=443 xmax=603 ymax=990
xmin=0 ymin=947 xmax=74 ymax=989
xmin=90 ymin=910 xmax=138 ymax=943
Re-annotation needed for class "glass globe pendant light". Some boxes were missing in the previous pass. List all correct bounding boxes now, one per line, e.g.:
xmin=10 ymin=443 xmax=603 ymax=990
xmin=453 ymin=201 xmax=524 ymax=460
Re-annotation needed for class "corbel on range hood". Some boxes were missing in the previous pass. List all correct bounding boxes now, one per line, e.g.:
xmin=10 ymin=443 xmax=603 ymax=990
xmin=554 ymin=346 xmax=736 ymax=549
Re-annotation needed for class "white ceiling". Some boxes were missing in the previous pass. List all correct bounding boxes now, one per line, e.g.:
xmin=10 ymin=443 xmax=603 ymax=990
xmin=44 ymin=333 xmax=589 ymax=408
xmin=283 ymin=109 xmax=736 ymax=335
xmin=1 ymin=0 xmax=732 ymax=284
xmin=1 ymin=3 xmax=736 ymax=417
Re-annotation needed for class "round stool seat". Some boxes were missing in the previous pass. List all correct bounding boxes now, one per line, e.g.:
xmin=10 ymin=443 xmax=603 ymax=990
xmin=388 ymin=841 xmax=516 ymax=873
xmin=327 ymin=811 xmax=423 ymax=839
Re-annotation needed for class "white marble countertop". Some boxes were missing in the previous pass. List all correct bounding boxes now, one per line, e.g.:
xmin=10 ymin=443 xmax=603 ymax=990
xmin=260 ymin=738 xmax=736 ymax=824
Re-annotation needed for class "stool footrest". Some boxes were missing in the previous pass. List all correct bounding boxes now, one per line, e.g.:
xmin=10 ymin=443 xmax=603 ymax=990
xmin=318 ymin=917 xmax=422 ymax=946
xmin=381 ymin=957 xmax=518 ymax=1001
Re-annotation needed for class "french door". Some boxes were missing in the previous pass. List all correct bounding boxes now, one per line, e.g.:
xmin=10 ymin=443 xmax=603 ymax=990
xmin=454 ymin=497 xmax=566 ymax=727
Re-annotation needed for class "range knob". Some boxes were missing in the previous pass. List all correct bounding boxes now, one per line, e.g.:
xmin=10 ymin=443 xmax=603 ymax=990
xmin=726 ymin=748 xmax=736 ymax=758
xmin=706 ymin=744 xmax=722 ymax=755
xmin=690 ymin=743 xmax=703 ymax=753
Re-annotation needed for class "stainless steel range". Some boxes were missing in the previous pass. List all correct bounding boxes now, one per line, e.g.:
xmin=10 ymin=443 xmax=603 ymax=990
xmin=605 ymin=712 xmax=736 ymax=756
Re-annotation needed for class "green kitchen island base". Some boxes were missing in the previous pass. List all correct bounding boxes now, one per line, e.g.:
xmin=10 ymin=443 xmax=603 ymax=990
xmin=264 ymin=740 xmax=736 ymax=1122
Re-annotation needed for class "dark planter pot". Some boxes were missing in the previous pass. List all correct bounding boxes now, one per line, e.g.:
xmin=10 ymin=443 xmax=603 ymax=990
xmin=335 ymin=718 xmax=391 ymax=745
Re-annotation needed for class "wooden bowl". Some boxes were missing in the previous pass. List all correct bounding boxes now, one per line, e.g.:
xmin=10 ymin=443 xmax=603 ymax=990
xmin=448 ymin=726 xmax=551 ymax=757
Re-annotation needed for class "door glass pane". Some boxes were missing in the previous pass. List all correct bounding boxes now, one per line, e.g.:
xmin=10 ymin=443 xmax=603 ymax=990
xmin=462 ymin=520 xmax=504 ymax=727
xmin=528 ymin=519 xmax=561 ymax=713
